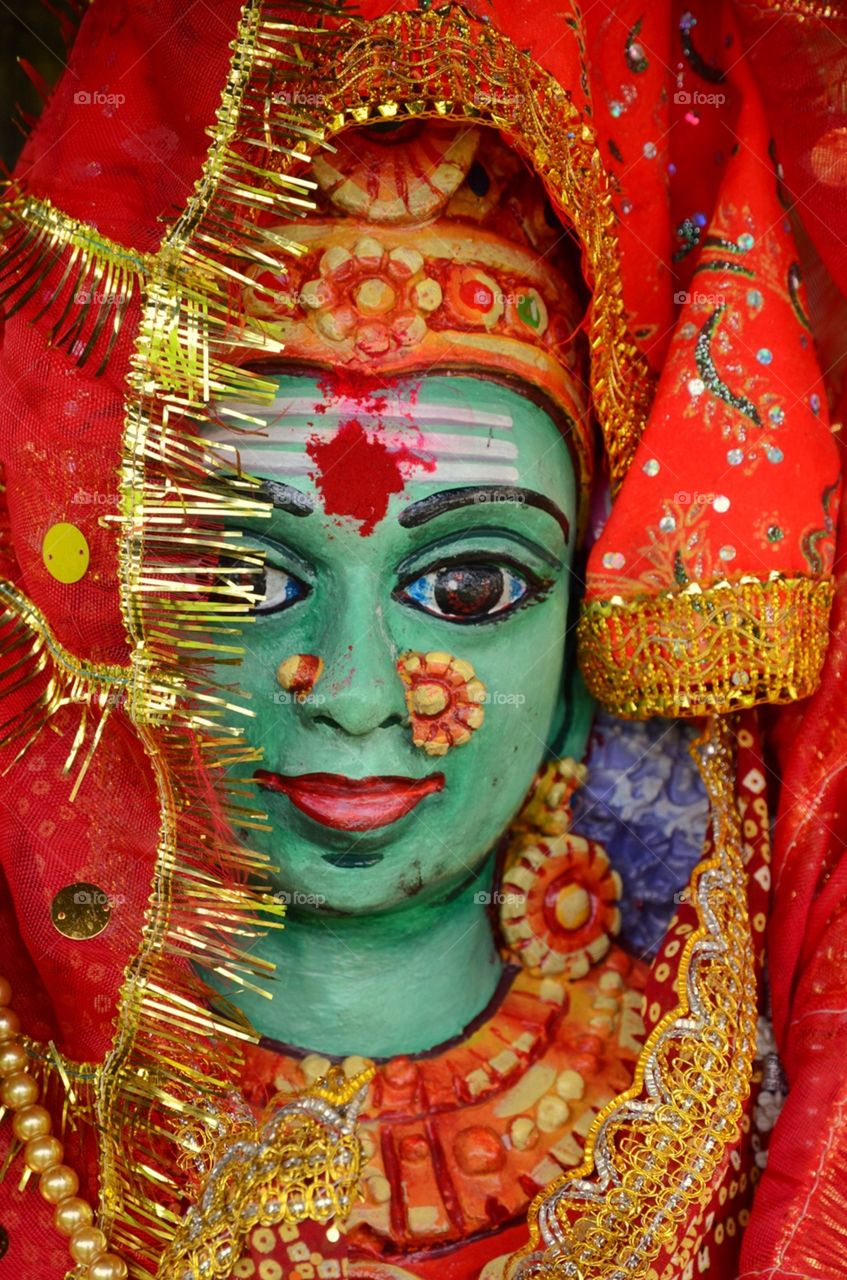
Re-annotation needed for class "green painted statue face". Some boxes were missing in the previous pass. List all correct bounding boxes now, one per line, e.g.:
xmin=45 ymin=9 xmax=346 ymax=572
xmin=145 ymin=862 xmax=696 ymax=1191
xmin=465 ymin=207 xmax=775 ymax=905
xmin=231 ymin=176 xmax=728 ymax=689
xmin=217 ymin=372 xmax=579 ymax=916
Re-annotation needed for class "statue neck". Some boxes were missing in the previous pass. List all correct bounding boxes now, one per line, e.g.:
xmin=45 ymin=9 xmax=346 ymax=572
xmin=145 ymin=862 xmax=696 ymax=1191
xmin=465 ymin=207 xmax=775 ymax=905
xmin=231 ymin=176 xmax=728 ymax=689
xmin=238 ymin=858 xmax=503 ymax=1058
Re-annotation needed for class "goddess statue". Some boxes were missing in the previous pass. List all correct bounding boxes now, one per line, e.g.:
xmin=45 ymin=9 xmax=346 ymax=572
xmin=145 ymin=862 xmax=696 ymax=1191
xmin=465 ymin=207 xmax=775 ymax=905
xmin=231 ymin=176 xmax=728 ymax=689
xmin=0 ymin=3 xmax=845 ymax=1280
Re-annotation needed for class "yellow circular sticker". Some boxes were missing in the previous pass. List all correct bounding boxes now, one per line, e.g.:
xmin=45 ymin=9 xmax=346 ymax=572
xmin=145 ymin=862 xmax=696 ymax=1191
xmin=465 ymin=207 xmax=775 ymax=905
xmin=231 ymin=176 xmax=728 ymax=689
xmin=42 ymin=522 xmax=90 ymax=584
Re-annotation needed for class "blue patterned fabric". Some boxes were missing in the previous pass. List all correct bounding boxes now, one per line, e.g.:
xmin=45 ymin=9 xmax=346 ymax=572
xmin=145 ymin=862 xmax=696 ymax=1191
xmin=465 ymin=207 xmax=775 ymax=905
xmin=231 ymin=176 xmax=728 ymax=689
xmin=571 ymin=712 xmax=708 ymax=959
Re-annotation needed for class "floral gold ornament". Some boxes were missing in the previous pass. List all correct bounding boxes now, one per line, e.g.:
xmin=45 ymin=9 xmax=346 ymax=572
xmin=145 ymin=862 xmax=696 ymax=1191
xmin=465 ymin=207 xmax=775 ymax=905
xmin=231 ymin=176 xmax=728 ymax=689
xmin=157 ymin=1064 xmax=373 ymax=1278
xmin=509 ymin=757 xmax=588 ymax=839
xmin=500 ymin=836 xmax=623 ymax=977
xmin=397 ymin=651 xmax=486 ymax=755
xmin=500 ymin=761 xmax=623 ymax=978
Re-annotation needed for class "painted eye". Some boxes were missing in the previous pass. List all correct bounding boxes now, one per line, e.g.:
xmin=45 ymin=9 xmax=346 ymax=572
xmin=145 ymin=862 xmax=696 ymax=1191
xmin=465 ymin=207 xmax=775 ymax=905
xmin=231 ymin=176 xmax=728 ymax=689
xmin=398 ymin=562 xmax=532 ymax=622
xmin=253 ymin=565 xmax=310 ymax=615
xmin=218 ymin=555 xmax=310 ymax=616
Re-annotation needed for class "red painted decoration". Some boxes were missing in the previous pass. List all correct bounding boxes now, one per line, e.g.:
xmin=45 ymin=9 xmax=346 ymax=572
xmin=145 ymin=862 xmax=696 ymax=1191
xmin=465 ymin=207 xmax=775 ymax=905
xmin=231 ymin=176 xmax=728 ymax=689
xmin=306 ymin=418 xmax=433 ymax=536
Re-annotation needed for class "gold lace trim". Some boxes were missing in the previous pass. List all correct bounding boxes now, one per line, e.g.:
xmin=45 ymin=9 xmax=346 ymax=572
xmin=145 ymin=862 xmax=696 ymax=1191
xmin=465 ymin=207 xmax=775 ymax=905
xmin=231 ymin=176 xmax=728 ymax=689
xmin=577 ymin=575 xmax=834 ymax=719
xmin=156 ymin=1069 xmax=372 ymax=1280
xmin=506 ymin=716 xmax=758 ymax=1280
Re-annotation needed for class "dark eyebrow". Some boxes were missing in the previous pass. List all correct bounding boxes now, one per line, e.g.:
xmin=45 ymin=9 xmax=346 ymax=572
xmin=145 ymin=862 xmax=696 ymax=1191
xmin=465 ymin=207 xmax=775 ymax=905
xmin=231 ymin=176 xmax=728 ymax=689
xmin=398 ymin=485 xmax=570 ymax=544
xmin=259 ymin=479 xmax=315 ymax=517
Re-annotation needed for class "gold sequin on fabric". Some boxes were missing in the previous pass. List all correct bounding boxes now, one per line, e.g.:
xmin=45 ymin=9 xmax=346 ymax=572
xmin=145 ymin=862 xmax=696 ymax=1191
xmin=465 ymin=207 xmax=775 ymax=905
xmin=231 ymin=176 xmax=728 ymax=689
xmin=577 ymin=575 xmax=834 ymax=719
xmin=506 ymin=717 xmax=758 ymax=1280
xmin=51 ymin=883 xmax=113 ymax=940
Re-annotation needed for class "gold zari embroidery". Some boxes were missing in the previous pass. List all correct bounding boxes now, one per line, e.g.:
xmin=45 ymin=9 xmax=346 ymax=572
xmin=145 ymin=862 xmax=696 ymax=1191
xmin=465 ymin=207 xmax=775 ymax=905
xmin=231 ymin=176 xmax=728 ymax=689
xmin=577 ymin=575 xmax=834 ymax=719
xmin=157 ymin=1068 xmax=373 ymax=1280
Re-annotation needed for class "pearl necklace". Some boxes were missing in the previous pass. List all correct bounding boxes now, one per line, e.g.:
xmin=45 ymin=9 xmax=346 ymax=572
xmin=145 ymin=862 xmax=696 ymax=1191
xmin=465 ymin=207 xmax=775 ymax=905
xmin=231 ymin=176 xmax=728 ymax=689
xmin=0 ymin=974 xmax=127 ymax=1279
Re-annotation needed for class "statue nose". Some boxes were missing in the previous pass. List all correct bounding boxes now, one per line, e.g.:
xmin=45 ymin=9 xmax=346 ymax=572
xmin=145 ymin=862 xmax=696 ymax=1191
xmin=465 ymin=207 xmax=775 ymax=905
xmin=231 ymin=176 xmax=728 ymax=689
xmin=299 ymin=596 xmax=409 ymax=739
xmin=303 ymin=657 xmax=408 ymax=737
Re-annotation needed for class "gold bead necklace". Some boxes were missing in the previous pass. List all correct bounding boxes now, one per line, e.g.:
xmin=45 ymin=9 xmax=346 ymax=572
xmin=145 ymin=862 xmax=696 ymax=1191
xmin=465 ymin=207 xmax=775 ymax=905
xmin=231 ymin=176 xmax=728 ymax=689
xmin=0 ymin=974 xmax=128 ymax=1280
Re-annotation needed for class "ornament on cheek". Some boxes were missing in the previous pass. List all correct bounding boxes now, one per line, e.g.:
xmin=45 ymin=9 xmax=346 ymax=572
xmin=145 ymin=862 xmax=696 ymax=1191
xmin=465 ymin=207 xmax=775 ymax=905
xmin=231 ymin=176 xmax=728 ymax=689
xmin=397 ymin=651 xmax=486 ymax=756
xmin=276 ymin=654 xmax=324 ymax=702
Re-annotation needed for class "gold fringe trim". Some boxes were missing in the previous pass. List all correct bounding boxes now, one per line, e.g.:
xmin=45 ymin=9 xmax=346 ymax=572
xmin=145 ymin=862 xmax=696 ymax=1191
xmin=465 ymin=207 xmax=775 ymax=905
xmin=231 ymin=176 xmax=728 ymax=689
xmin=97 ymin=3 xmax=345 ymax=1274
xmin=577 ymin=575 xmax=834 ymax=719
xmin=0 ymin=578 xmax=131 ymax=799
xmin=0 ymin=196 xmax=150 ymax=376
xmin=507 ymin=716 xmax=758 ymax=1280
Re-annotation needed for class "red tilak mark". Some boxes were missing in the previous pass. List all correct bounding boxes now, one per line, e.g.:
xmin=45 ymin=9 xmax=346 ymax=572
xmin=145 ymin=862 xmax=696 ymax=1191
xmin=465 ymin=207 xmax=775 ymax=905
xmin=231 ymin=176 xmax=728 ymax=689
xmin=307 ymin=418 xmax=434 ymax=536
xmin=316 ymin=368 xmax=391 ymax=415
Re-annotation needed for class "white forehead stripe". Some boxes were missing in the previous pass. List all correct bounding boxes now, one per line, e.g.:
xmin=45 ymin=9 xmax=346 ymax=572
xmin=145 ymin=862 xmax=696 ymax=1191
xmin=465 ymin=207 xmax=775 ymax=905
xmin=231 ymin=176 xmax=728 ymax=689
xmin=206 ymin=398 xmax=521 ymax=484
xmin=218 ymin=396 xmax=515 ymax=430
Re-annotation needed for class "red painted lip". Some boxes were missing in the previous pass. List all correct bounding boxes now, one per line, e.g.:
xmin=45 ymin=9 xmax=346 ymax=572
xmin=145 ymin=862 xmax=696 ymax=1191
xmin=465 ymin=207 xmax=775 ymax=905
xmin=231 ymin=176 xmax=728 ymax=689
xmin=254 ymin=771 xmax=445 ymax=831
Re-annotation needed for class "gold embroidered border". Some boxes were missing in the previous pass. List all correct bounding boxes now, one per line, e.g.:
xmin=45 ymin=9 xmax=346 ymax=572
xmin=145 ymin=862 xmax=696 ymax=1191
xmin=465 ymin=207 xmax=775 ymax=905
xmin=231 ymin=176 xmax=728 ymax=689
xmin=577 ymin=575 xmax=834 ymax=719
xmin=507 ymin=716 xmax=758 ymax=1280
